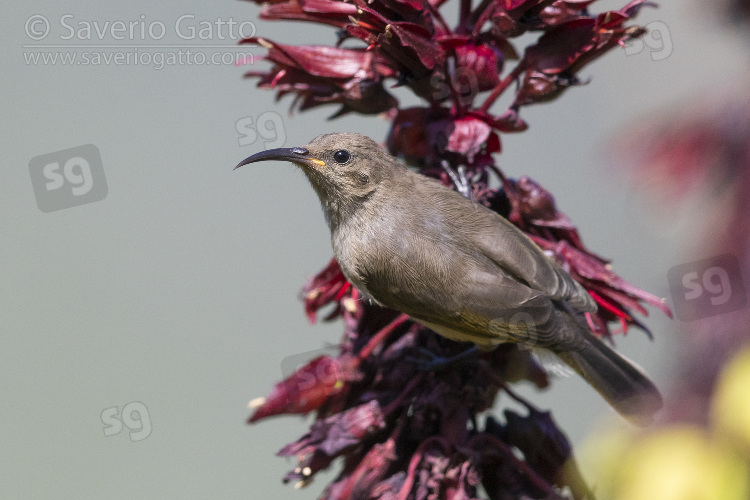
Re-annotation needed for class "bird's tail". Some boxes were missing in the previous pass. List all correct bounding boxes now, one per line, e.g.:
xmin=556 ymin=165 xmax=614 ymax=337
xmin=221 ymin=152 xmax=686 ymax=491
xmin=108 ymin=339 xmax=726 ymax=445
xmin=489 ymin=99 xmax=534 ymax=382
xmin=556 ymin=331 xmax=663 ymax=426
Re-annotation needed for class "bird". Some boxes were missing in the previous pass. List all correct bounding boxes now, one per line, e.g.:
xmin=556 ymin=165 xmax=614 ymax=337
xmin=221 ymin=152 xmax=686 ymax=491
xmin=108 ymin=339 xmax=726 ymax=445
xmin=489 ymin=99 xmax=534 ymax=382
xmin=235 ymin=132 xmax=663 ymax=424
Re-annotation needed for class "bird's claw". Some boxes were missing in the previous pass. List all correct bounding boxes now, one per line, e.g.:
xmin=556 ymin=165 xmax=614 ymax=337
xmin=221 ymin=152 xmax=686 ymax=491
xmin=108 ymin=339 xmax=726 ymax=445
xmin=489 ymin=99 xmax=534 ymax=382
xmin=441 ymin=161 xmax=472 ymax=199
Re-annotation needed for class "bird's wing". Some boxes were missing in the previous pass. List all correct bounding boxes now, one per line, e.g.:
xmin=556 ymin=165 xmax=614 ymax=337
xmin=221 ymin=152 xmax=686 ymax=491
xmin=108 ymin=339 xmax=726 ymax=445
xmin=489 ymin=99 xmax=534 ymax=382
xmin=416 ymin=177 xmax=596 ymax=313
xmin=473 ymin=208 xmax=596 ymax=312
xmin=390 ymin=257 xmax=587 ymax=349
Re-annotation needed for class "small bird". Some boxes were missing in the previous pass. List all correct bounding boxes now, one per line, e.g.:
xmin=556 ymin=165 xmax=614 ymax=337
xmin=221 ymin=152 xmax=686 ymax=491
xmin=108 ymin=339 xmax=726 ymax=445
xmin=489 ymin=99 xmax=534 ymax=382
xmin=236 ymin=132 xmax=663 ymax=424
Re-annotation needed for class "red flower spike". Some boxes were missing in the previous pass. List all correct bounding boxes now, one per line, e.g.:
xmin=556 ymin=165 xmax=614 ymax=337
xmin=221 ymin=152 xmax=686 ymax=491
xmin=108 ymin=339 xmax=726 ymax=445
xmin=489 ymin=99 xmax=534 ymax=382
xmin=244 ymin=0 xmax=666 ymax=497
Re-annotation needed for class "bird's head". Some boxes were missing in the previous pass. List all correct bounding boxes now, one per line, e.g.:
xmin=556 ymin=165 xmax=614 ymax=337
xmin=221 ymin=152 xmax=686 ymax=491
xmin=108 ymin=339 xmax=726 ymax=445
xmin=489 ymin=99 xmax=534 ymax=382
xmin=235 ymin=133 xmax=402 ymax=227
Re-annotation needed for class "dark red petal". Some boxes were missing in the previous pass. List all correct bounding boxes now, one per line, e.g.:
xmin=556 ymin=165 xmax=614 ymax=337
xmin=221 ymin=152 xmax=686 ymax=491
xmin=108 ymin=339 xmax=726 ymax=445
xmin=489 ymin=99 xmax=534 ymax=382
xmin=278 ymin=400 xmax=386 ymax=461
xmin=243 ymin=37 xmax=394 ymax=79
xmin=428 ymin=116 xmax=495 ymax=162
xmin=259 ymin=0 xmax=358 ymax=27
xmin=341 ymin=80 xmax=399 ymax=115
xmin=558 ymin=242 xmax=672 ymax=318
xmin=516 ymin=175 xmax=558 ymax=220
xmin=470 ymin=109 xmax=529 ymax=133
xmin=455 ymin=43 xmax=501 ymax=92
xmin=538 ymin=0 xmax=595 ymax=26
xmin=503 ymin=0 xmax=553 ymax=16
xmin=302 ymin=258 xmax=363 ymax=323
xmin=248 ymin=355 xmax=359 ymax=422
xmin=388 ymin=22 xmax=445 ymax=71
xmin=524 ymin=18 xmax=599 ymax=74
xmin=386 ymin=107 xmax=430 ymax=161
xmin=323 ymin=439 xmax=396 ymax=499
xmin=514 ymin=70 xmax=572 ymax=105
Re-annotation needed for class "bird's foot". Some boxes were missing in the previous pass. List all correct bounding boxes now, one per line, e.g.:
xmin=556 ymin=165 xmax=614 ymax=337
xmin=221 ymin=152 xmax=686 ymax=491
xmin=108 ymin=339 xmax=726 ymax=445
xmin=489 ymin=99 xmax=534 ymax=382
xmin=440 ymin=161 xmax=472 ymax=199
xmin=407 ymin=346 xmax=480 ymax=372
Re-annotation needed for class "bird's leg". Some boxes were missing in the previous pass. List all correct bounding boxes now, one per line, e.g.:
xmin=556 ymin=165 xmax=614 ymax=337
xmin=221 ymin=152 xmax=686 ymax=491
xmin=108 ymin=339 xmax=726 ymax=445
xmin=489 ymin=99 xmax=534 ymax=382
xmin=457 ymin=166 xmax=471 ymax=197
xmin=440 ymin=160 xmax=472 ymax=199
xmin=469 ymin=412 xmax=479 ymax=432
xmin=408 ymin=345 xmax=480 ymax=372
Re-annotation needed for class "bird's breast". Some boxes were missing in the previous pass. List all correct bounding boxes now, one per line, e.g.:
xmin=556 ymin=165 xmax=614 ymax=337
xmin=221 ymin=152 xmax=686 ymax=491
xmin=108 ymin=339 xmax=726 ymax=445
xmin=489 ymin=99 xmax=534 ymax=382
xmin=331 ymin=212 xmax=464 ymax=313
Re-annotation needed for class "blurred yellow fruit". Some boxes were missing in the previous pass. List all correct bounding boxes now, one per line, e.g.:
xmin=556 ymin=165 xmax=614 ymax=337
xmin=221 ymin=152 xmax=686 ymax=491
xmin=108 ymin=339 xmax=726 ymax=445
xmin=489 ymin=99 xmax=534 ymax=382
xmin=712 ymin=347 xmax=750 ymax=452
xmin=582 ymin=348 xmax=750 ymax=499
xmin=613 ymin=427 xmax=748 ymax=500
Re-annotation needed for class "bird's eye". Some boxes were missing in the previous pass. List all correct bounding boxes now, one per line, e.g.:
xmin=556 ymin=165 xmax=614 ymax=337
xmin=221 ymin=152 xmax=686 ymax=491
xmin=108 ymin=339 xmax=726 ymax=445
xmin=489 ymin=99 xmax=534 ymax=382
xmin=333 ymin=150 xmax=351 ymax=164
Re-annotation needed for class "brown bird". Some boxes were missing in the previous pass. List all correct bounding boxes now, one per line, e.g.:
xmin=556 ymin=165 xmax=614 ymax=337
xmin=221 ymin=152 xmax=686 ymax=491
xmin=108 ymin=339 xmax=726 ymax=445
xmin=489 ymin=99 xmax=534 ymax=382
xmin=235 ymin=132 xmax=663 ymax=424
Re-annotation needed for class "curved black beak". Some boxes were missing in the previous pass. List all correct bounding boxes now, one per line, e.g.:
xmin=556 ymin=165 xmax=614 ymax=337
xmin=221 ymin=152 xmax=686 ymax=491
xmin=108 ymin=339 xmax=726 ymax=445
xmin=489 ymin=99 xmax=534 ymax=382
xmin=234 ymin=147 xmax=324 ymax=170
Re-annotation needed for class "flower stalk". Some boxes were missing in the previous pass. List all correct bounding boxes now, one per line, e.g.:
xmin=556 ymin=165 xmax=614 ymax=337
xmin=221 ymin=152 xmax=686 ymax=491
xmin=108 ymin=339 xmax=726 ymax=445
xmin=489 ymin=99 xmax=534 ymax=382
xmin=239 ymin=0 xmax=668 ymax=497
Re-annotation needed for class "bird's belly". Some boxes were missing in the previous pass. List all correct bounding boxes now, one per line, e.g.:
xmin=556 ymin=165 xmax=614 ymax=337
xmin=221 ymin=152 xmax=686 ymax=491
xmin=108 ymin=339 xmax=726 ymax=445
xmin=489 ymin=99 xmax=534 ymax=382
xmin=414 ymin=318 xmax=501 ymax=350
